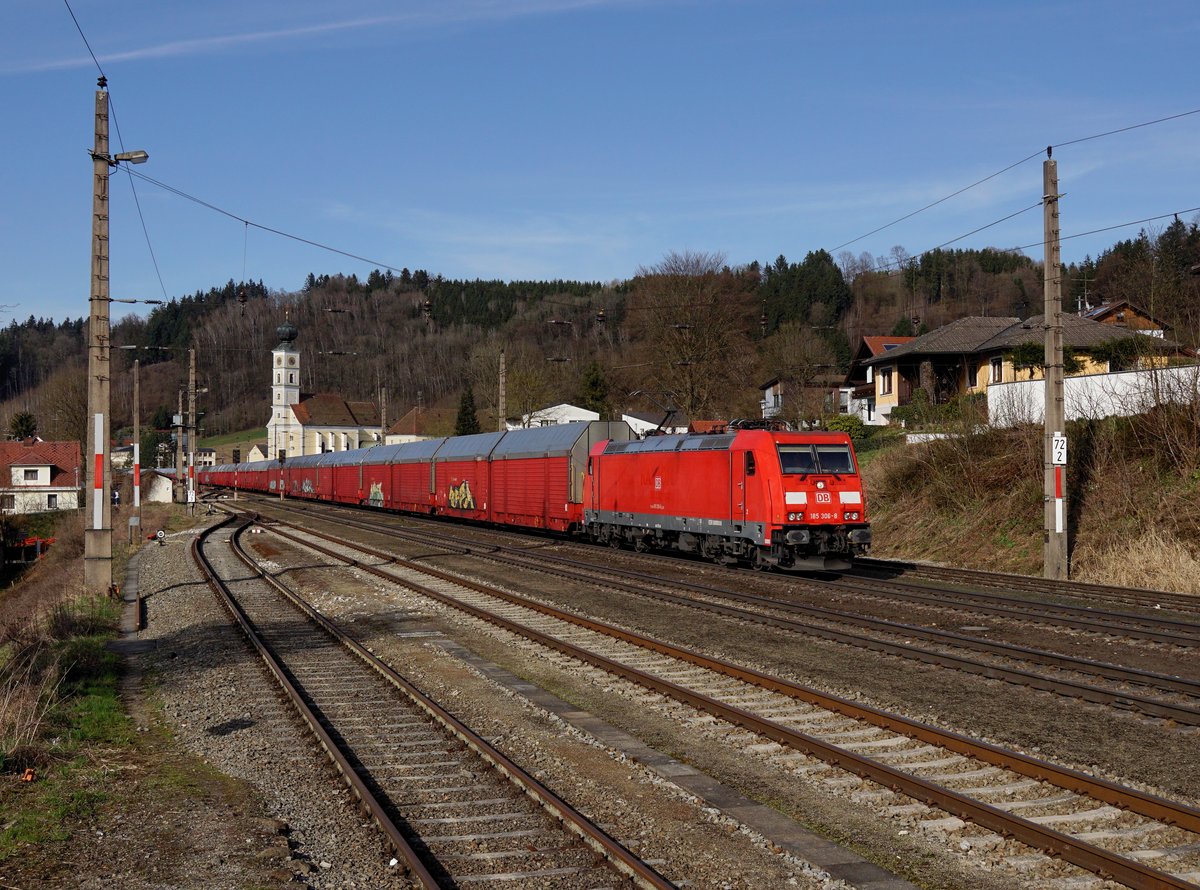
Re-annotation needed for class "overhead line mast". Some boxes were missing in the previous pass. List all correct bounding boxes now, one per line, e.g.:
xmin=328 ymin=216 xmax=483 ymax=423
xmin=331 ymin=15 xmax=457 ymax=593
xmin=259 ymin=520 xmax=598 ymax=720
xmin=1043 ymin=148 xmax=1068 ymax=580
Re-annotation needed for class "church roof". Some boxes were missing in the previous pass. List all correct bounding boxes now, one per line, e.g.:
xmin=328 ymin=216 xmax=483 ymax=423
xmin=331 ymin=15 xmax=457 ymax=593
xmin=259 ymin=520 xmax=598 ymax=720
xmin=291 ymin=393 xmax=380 ymax=427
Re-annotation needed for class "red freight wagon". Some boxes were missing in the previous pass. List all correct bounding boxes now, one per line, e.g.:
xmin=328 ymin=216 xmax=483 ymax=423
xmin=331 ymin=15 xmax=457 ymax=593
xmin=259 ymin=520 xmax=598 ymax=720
xmin=432 ymin=431 xmax=504 ymax=522
xmin=585 ymin=427 xmax=870 ymax=571
xmin=388 ymin=438 xmax=445 ymax=513
xmin=489 ymin=421 xmax=630 ymax=532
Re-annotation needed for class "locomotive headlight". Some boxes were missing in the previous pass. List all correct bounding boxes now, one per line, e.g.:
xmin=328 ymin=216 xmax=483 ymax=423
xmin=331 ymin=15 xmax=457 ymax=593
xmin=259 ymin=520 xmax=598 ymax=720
xmin=844 ymin=511 xmax=860 ymax=521
xmin=787 ymin=512 xmax=796 ymax=521
xmin=816 ymin=480 xmax=826 ymax=490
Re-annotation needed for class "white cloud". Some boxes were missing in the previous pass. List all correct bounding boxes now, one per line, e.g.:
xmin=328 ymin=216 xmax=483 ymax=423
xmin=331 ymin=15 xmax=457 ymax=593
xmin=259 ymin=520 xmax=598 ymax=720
xmin=6 ymin=0 xmax=650 ymax=74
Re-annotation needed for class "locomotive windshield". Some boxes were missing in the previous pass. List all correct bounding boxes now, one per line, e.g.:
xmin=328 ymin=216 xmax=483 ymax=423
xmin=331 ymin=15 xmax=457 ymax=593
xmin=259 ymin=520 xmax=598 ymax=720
xmin=777 ymin=444 xmax=856 ymax=475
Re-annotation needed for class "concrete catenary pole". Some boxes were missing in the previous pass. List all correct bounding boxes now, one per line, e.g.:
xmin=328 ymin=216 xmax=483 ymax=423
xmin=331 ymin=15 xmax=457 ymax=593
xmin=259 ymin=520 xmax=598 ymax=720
xmin=379 ymin=385 xmax=387 ymax=443
xmin=175 ymin=388 xmax=184 ymax=503
xmin=187 ymin=348 xmax=197 ymax=514
xmin=1042 ymin=149 xmax=1068 ymax=580
xmin=84 ymin=79 xmax=113 ymax=594
xmin=132 ymin=358 xmax=140 ymax=544
xmin=497 ymin=349 xmax=507 ymax=432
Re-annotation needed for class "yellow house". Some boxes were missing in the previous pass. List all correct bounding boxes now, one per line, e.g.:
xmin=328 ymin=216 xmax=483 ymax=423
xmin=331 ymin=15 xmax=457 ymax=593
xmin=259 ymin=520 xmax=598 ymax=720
xmin=863 ymin=314 xmax=1182 ymax=422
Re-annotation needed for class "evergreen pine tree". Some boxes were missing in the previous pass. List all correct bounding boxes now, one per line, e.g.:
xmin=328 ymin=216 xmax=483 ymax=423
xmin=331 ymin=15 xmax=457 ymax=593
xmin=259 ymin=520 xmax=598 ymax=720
xmin=455 ymin=387 xmax=481 ymax=436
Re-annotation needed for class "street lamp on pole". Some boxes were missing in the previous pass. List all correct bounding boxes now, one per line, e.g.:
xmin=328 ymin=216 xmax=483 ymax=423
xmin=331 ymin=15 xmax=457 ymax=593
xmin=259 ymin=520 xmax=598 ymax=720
xmin=84 ymin=75 xmax=149 ymax=595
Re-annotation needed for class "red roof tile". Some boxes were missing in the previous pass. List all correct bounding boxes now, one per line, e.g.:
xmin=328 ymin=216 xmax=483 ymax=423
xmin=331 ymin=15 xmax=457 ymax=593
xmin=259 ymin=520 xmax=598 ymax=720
xmin=0 ymin=439 xmax=82 ymax=487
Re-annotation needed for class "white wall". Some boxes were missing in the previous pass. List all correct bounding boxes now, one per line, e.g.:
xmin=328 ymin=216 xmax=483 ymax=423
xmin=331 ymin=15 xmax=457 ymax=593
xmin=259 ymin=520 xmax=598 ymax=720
xmin=988 ymin=365 xmax=1200 ymax=427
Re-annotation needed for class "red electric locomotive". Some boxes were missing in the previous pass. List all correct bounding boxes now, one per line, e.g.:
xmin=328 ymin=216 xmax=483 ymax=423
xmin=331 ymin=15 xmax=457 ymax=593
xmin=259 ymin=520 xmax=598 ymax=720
xmin=201 ymin=419 xmax=870 ymax=571
xmin=584 ymin=422 xmax=870 ymax=570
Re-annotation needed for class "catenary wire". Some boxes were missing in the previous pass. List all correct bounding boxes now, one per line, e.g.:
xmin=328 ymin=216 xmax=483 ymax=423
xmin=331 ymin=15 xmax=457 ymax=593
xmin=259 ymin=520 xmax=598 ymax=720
xmin=63 ymin=0 xmax=1199 ymax=299
xmin=830 ymin=107 xmax=1200 ymax=254
xmin=64 ymin=0 xmax=170 ymax=301
xmin=125 ymin=169 xmax=408 ymax=275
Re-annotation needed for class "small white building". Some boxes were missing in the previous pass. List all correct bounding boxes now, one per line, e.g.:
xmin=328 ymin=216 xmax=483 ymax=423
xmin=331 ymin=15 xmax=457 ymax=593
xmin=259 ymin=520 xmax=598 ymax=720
xmin=621 ymin=411 xmax=689 ymax=436
xmin=0 ymin=439 xmax=82 ymax=515
xmin=510 ymin=403 xmax=599 ymax=429
xmin=141 ymin=469 xmax=175 ymax=504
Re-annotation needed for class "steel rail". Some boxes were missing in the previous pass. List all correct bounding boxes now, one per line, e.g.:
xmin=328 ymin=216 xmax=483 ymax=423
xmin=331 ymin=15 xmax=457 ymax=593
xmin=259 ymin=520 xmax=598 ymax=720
xmin=222 ymin=513 xmax=675 ymax=890
xmin=249 ymin=499 xmax=1200 ymax=709
xmin=244 ymin=494 xmax=1200 ymax=645
xmin=855 ymin=556 xmax=1200 ymax=614
xmin=255 ymin=515 xmax=1200 ymax=890
xmin=818 ymin=576 xmax=1200 ymax=647
xmin=190 ymin=517 xmax=441 ymax=889
xmin=482 ymin=548 xmax=1200 ymax=723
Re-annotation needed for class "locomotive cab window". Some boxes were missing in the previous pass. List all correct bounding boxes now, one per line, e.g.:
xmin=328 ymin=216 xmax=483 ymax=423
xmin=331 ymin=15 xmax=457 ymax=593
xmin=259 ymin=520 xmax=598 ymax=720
xmin=778 ymin=444 xmax=855 ymax=475
xmin=815 ymin=445 xmax=855 ymax=475
xmin=777 ymin=445 xmax=816 ymax=474
xmin=744 ymin=452 xmax=756 ymax=476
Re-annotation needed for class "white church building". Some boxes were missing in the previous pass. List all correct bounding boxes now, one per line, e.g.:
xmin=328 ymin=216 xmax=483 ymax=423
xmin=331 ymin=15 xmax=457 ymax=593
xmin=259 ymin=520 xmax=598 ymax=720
xmin=265 ymin=318 xmax=383 ymax=459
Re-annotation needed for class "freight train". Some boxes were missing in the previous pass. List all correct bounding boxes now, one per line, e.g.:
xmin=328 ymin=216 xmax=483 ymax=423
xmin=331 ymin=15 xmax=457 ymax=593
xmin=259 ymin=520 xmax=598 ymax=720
xmin=199 ymin=420 xmax=871 ymax=571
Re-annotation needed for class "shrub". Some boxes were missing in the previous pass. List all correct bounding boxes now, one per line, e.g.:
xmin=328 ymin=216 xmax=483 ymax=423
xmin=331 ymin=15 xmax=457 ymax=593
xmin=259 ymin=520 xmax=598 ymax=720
xmin=823 ymin=413 xmax=866 ymax=440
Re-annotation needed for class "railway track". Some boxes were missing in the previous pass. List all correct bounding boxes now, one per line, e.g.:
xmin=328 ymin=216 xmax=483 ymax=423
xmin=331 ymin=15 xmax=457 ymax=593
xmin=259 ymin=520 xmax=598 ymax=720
xmin=238 ymin=506 xmax=1200 ymax=890
xmin=242 ymin=497 xmax=1200 ymax=727
xmin=854 ymin=556 xmax=1200 ymax=615
xmin=192 ymin=513 xmax=675 ymax=889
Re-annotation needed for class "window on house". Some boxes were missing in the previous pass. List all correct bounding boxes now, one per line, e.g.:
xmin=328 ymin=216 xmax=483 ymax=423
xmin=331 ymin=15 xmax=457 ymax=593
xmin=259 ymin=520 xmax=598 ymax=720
xmin=23 ymin=469 xmax=37 ymax=482
xmin=880 ymin=368 xmax=893 ymax=395
xmin=1 ymin=495 xmax=13 ymax=511
xmin=289 ymin=373 xmax=294 ymax=384
xmin=990 ymin=357 xmax=1003 ymax=384
xmin=47 ymin=494 xmax=57 ymax=509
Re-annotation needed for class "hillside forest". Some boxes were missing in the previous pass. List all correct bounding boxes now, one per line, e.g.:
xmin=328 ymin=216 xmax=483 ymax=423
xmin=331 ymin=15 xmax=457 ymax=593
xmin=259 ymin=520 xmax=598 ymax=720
xmin=2 ymin=218 xmax=1199 ymax=462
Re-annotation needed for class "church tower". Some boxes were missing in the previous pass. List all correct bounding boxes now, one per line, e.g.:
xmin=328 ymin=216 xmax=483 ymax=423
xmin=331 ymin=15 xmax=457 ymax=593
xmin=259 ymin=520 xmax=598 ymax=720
xmin=266 ymin=318 xmax=301 ymax=458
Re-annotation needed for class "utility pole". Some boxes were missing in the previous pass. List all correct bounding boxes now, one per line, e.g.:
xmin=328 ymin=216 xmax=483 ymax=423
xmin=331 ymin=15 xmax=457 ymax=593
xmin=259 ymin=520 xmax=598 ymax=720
xmin=1043 ymin=149 xmax=1068 ymax=580
xmin=497 ymin=349 xmax=507 ymax=432
xmin=187 ymin=348 xmax=197 ymax=514
xmin=175 ymin=389 xmax=184 ymax=504
xmin=379 ymin=385 xmax=387 ymax=443
xmin=84 ymin=79 xmax=113 ymax=594
xmin=131 ymin=358 xmax=140 ymax=545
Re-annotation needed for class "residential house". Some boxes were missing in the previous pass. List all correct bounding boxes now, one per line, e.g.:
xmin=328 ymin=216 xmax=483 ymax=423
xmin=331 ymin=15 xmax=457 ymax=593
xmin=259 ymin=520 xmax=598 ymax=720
xmin=0 ymin=439 xmax=82 ymax=515
xmin=1081 ymin=300 xmax=1171 ymax=339
xmin=384 ymin=407 xmax=457 ymax=444
xmin=862 ymin=315 xmax=1181 ymax=422
xmin=837 ymin=336 xmax=915 ymax=425
xmin=758 ymin=372 xmax=845 ymax=427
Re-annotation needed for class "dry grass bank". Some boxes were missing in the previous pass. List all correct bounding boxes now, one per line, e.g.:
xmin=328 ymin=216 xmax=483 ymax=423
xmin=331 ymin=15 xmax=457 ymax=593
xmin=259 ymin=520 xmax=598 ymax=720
xmin=861 ymin=410 xmax=1200 ymax=595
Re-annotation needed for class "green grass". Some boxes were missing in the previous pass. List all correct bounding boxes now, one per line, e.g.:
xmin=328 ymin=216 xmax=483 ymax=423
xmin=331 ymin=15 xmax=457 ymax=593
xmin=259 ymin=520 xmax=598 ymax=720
xmin=198 ymin=427 xmax=266 ymax=450
xmin=0 ymin=607 xmax=130 ymax=856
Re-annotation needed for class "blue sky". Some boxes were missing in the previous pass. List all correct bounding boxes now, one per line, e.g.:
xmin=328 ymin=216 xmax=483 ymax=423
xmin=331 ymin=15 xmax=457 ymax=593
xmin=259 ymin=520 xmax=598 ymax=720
xmin=2 ymin=0 xmax=1198 ymax=324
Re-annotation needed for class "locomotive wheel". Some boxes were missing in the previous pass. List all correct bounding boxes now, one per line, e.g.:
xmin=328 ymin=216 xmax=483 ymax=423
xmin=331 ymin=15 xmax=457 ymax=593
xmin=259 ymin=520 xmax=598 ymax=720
xmin=751 ymin=549 xmax=769 ymax=571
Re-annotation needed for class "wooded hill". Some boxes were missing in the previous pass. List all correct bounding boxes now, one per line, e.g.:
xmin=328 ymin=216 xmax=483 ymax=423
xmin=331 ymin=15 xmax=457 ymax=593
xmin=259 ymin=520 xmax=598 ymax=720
xmin=3 ymin=217 xmax=1198 ymax=459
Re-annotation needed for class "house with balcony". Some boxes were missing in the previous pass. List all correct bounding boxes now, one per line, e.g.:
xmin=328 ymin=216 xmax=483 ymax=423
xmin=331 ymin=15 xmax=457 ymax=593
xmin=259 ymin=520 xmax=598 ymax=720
xmin=836 ymin=335 xmax=915 ymax=425
xmin=861 ymin=314 xmax=1182 ymax=422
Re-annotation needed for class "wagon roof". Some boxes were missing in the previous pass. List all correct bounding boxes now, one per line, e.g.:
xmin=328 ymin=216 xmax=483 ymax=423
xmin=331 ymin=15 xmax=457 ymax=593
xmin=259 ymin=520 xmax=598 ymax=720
xmin=491 ymin=422 xmax=596 ymax=459
xmin=433 ymin=430 xmax=507 ymax=460
xmin=365 ymin=438 xmax=447 ymax=464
